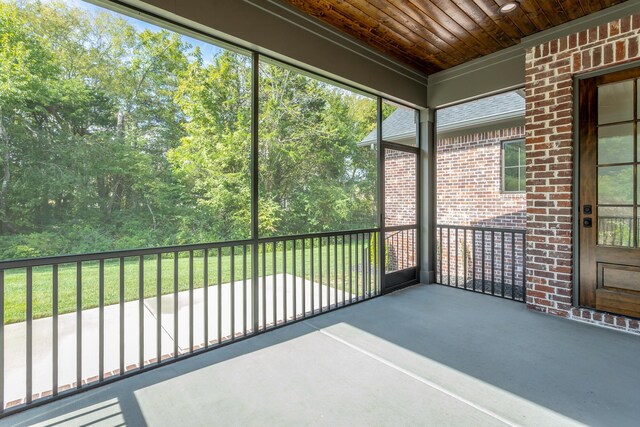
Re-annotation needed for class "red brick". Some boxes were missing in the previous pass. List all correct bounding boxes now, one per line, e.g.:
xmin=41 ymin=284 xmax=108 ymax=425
xmin=629 ymin=38 xmax=639 ymax=59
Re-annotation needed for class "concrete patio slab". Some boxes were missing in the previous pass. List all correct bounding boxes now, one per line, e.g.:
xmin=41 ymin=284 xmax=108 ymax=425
xmin=3 ymin=274 xmax=353 ymax=405
xmin=3 ymin=284 xmax=639 ymax=426
xmin=144 ymin=273 xmax=355 ymax=351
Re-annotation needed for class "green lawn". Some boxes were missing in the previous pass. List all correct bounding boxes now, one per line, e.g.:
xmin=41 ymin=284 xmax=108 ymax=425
xmin=3 ymin=240 xmax=378 ymax=324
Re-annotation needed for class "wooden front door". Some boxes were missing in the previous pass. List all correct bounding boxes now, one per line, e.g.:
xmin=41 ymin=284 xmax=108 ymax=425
xmin=579 ymin=67 xmax=640 ymax=318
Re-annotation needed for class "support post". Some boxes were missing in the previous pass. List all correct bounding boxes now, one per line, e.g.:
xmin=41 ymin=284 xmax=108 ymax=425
xmin=420 ymin=108 xmax=436 ymax=283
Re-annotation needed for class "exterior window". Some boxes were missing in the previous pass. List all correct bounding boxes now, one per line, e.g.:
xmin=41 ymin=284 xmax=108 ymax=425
xmin=503 ymin=139 xmax=526 ymax=192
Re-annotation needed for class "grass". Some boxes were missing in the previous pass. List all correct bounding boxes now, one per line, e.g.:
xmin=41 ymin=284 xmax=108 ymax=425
xmin=2 ymin=240 xmax=378 ymax=324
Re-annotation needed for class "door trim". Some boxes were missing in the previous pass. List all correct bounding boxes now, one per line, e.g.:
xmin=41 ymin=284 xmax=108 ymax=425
xmin=573 ymin=59 xmax=640 ymax=307
xmin=576 ymin=64 xmax=640 ymax=313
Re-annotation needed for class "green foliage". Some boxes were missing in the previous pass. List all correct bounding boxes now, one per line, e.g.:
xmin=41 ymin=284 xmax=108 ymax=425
xmin=0 ymin=0 xmax=378 ymax=260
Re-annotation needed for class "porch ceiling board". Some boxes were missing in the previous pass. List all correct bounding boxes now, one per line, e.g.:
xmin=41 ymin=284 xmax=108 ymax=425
xmin=279 ymin=0 xmax=630 ymax=74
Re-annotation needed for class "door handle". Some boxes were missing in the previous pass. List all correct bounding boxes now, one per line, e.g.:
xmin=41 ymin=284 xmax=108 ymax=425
xmin=583 ymin=218 xmax=592 ymax=228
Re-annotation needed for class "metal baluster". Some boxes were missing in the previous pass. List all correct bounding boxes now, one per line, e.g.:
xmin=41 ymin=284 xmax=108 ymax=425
xmin=53 ymin=265 xmax=58 ymax=395
xmin=189 ymin=251 xmax=194 ymax=351
xmin=231 ymin=246 xmax=235 ymax=339
xmin=501 ymin=232 xmax=505 ymax=298
xmin=334 ymin=236 xmax=338 ymax=305
xmin=463 ymin=230 xmax=467 ymax=289
xmin=342 ymin=235 xmax=346 ymax=304
xmin=302 ymin=239 xmax=306 ymax=318
xmin=243 ymin=245 xmax=247 ymax=335
xmin=173 ymin=252 xmax=178 ymax=358
xmin=311 ymin=238 xmax=316 ymax=315
xmin=349 ymin=234 xmax=353 ymax=303
xmin=326 ymin=236 xmax=330 ymax=309
xmin=119 ymin=258 xmax=125 ymax=375
xmin=98 ymin=260 xmax=104 ymax=381
xmin=319 ymin=237 xmax=323 ymax=312
xmin=369 ymin=233 xmax=372 ymax=293
xmin=217 ymin=248 xmax=222 ymax=343
xmin=439 ymin=227 xmax=443 ymax=284
xmin=355 ymin=234 xmax=359 ymax=301
xmin=361 ymin=233 xmax=366 ymax=299
xmin=77 ymin=262 xmax=82 ymax=386
xmin=511 ymin=232 xmax=516 ymax=300
xmin=156 ymin=255 xmax=161 ymax=363
xmin=472 ymin=231 xmax=476 ymax=291
xmin=293 ymin=240 xmax=297 ymax=319
xmin=26 ymin=267 xmax=33 ymax=403
xmin=455 ymin=228 xmax=459 ymax=287
xmin=412 ymin=229 xmax=415 ymax=269
xmin=272 ymin=242 xmax=277 ymax=325
xmin=481 ymin=231 xmax=486 ymax=293
xmin=139 ymin=256 xmax=144 ymax=368
xmin=491 ymin=231 xmax=495 ymax=295
xmin=366 ymin=233 xmax=371 ymax=298
xmin=283 ymin=241 xmax=287 ymax=322
xmin=447 ymin=228 xmax=451 ymax=286
xmin=262 ymin=243 xmax=266 ymax=328
xmin=372 ymin=233 xmax=377 ymax=295
xmin=204 ymin=249 xmax=209 ymax=347
xmin=406 ymin=230 xmax=410 ymax=270
xmin=524 ymin=233 xmax=528 ymax=301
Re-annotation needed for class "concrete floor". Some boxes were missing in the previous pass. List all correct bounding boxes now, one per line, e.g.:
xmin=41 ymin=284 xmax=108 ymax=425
xmin=2 ymin=284 xmax=640 ymax=426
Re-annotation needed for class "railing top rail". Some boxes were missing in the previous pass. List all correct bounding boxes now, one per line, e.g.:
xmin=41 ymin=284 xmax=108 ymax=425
xmin=258 ymin=228 xmax=379 ymax=244
xmin=436 ymin=224 xmax=526 ymax=234
xmin=0 ymin=227 xmax=380 ymax=270
xmin=384 ymin=230 xmax=402 ymax=239
xmin=384 ymin=224 xmax=418 ymax=232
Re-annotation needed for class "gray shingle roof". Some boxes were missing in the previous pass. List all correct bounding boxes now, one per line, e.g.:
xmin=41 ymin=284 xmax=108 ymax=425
xmin=361 ymin=108 xmax=415 ymax=145
xmin=360 ymin=90 xmax=524 ymax=145
xmin=437 ymin=90 xmax=524 ymax=129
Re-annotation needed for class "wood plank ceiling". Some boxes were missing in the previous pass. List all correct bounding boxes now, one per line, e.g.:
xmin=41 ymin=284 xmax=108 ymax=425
xmin=281 ymin=0 xmax=629 ymax=74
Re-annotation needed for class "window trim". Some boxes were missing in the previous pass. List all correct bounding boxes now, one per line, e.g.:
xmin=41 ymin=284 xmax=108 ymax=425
xmin=501 ymin=138 xmax=526 ymax=193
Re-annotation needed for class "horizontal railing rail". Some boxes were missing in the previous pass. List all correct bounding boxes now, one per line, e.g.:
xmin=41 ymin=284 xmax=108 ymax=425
xmin=0 ymin=228 xmax=379 ymax=270
xmin=0 ymin=228 xmax=380 ymax=416
xmin=435 ymin=225 xmax=526 ymax=302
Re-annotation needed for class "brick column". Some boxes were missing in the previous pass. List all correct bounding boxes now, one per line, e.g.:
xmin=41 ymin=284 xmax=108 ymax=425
xmin=525 ymin=14 xmax=640 ymax=333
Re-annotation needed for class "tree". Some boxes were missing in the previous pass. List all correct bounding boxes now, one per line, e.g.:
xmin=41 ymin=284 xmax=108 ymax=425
xmin=0 ymin=0 xmax=380 ymax=258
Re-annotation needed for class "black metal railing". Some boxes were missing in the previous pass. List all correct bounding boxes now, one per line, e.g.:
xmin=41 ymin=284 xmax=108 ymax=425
xmin=384 ymin=228 xmax=417 ymax=273
xmin=0 ymin=229 xmax=379 ymax=416
xmin=436 ymin=225 xmax=526 ymax=302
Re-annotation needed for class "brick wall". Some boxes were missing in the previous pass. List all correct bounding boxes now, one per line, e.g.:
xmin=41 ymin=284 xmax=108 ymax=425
xmin=525 ymin=13 xmax=640 ymax=334
xmin=437 ymin=127 xmax=527 ymax=229
xmin=384 ymin=149 xmax=416 ymax=270
xmin=436 ymin=127 xmax=527 ymax=294
xmin=385 ymin=149 xmax=417 ymax=226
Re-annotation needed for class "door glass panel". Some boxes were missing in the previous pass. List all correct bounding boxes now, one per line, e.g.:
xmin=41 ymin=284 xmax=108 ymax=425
xmin=384 ymin=148 xmax=416 ymax=226
xmin=598 ymin=80 xmax=634 ymax=124
xmin=598 ymin=207 xmax=634 ymax=247
xmin=598 ymin=165 xmax=634 ymax=205
xmin=598 ymin=124 xmax=634 ymax=164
